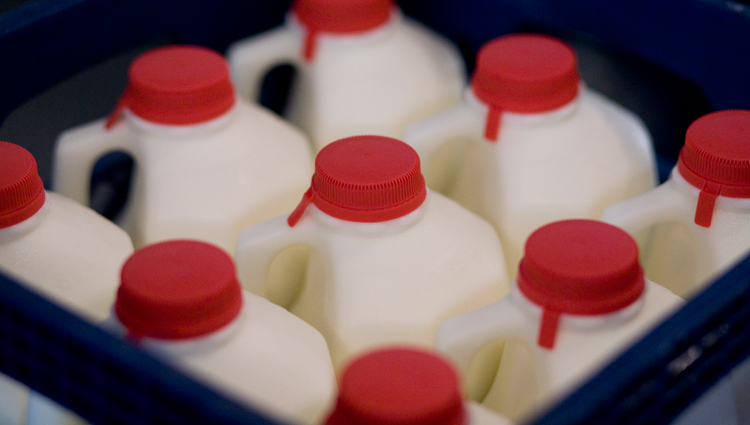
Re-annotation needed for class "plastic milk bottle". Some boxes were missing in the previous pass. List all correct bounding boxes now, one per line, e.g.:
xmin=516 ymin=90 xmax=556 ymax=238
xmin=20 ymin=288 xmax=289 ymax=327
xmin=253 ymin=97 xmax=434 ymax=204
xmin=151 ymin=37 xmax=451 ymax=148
xmin=227 ymin=0 xmax=465 ymax=152
xmin=434 ymin=219 xmax=683 ymax=423
xmin=0 ymin=141 xmax=134 ymax=321
xmin=602 ymin=110 xmax=750 ymax=298
xmin=53 ymin=45 xmax=313 ymax=253
xmin=108 ymin=240 xmax=337 ymax=425
xmin=0 ymin=141 xmax=134 ymax=425
xmin=235 ymin=135 xmax=510 ymax=370
xmin=404 ymin=34 xmax=657 ymax=278
xmin=325 ymin=347 xmax=513 ymax=425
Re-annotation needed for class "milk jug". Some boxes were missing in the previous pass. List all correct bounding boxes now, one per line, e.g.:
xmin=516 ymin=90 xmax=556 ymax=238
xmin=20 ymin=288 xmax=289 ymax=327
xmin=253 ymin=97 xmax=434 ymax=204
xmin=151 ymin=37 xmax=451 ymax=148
xmin=235 ymin=135 xmax=510 ymax=370
xmin=326 ymin=347 xmax=513 ymax=425
xmin=0 ymin=141 xmax=134 ymax=425
xmin=434 ymin=219 xmax=683 ymax=423
xmin=226 ymin=0 xmax=465 ymax=152
xmin=53 ymin=45 xmax=313 ymax=253
xmin=107 ymin=240 xmax=337 ymax=425
xmin=0 ymin=141 xmax=134 ymax=321
xmin=601 ymin=110 xmax=750 ymax=298
xmin=403 ymin=34 xmax=657 ymax=278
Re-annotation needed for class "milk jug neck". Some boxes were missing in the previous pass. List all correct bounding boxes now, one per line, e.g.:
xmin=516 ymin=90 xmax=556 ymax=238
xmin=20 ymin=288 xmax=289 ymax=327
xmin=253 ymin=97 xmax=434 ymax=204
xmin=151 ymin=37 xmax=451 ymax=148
xmin=675 ymin=110 xmax=750 ymax=227
xmin=465 ymin=88 xmax=580 ymax=127
xmin=105 ymin=45 xmax=237 ymax=130
xmin=114 ymin=240 xmax=244 ymax=348
xmin=287 ymin=135 xmax=427 ymax=227
xmin=515 ymin=220 xmax=646 ymax=350
xmin=109 ymin=308 xmax=243 ymax=357
xmin=469 ymin=34 xmax=581 ymax=141
xmin=308 ymin=192 xmax=429 ymax=236
xmin=122 ymin=103 xmax=238 ymax=137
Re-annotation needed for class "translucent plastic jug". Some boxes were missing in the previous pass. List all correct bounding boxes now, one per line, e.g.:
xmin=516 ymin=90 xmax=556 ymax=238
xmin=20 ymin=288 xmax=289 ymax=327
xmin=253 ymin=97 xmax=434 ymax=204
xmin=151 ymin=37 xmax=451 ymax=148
xmin=0 ymin=141 xmax=134 ymax=425
xmin=404 ymin=34 xmax=657 ymax=278
xmin=434 ymin=220 xmax=683 ymax=423
xmin=227 ymin=0 xmax=465 ymax=152
xmin=602 ymin=110 xmax=750 ymax=297
xmin=53 ymin=45 xmax=313 ymax=253
xmin=235 ymin=135 xmax=510 ymax=370
xmin=107 ymin=240 xmax=337 ymax=425
xmin=0 ymin=141 xmax=134 ymax=321
xmin=325 ymin=347 xmax=513 ymax=425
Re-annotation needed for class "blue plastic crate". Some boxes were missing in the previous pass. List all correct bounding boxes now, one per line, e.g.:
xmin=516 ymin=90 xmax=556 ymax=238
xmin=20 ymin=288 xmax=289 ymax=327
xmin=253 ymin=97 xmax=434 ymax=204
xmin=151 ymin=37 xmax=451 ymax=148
xmin=1 ymin=1 xmax=750 ymax=424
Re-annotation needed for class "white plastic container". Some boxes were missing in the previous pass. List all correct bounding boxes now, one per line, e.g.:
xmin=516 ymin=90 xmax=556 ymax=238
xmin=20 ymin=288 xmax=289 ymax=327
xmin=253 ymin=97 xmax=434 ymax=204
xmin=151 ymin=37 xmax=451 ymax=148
xmin=325 ymin=347 xmax=513 ymax=425
xmin=0 ymin=141 xmax=134 ymax=425
xmin=107 ymin=240 xmax=337 ymax=425
xmin=0 ymin=141 xmax=134 ymax=322
xmin=434 ymin=220 xmax=684 ymax=423
xmin=601 ymin=110 xmax=750 ymax=297
xmin=404 ymin=34 xmax=657 ymax=278
xmin=226 ymin=0 xmax=465 ymax=152
xmin=235 ymin=135 xmax=510 ymax=370
xmin=53 ymin=45 xmax=314 ymax=253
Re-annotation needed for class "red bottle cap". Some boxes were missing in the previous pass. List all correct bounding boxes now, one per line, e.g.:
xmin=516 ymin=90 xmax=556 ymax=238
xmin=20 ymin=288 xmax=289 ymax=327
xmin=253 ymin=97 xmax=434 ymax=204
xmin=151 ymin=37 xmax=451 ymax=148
xmin=471 ymin=34 xmax=580 ymax=141
xmin=105 ymin=45 xmax=236 ymax=129
xmin=326 ymin=347 xmax=465 ymax=425
xmin=116 ymin=240 xmax=243 ymax=341
xmin=517 ymin=220 xmax=644 ymax=350
xmin=291 ymin=0 xmax=395 ymax=61
xmin=287 ymin=135 xmax=426 ymax=226
xmin=677 ymin=110 xmax=750 ymax=227
xmin=0 ymin=141 xmax=45 ymax=228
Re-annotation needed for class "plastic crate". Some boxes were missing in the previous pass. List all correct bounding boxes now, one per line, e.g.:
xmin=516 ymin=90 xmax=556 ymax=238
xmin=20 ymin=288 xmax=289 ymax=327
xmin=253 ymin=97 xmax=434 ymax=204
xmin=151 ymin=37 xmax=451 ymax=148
xmin=1 ymin=1 xmax=750 ymax=424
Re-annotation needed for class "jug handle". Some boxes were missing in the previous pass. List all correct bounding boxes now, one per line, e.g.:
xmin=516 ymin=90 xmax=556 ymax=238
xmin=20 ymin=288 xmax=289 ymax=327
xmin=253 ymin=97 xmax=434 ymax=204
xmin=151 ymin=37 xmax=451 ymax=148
xmin=227 ymin=26 xmax=301 ymax=103
xmin=235 ymin=212 xmax=318 ymax=302
xmin=586 ymin=89 xmax=659 ymax=187
xmin=403 ymin=103 xmax=479 ymax=193
xmin=600 ymin=179 xmax=691 ymax=239
xmin=435 ymin=299 xmax=524 ymax=376
xmin=52 ymin=119 xmax=134 ymax=206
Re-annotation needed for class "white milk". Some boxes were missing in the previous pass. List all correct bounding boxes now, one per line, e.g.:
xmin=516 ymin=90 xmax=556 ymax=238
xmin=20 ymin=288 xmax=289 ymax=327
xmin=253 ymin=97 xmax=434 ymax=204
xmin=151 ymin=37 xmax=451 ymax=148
xmin=235 ymin=136 xmax=510 ymax=371
xmin=0 ymin=141 xmax=134 ymax=425
xmin=404 ymin=34 xmax=657 ymax=279
xmin=53 ymin=45 xmax=313 ymax=253
xmin=434 ymin=220 xmax=684 ymax=423
xmin=107 ymin=240 xmax=337 ymax=425
xmin=325 ymin=347 xmax=513 ymax=425
xmin=601 ymin=110 xmax=750 ymax=298
xmin=227 ymin=0 xmax=465 ymax=152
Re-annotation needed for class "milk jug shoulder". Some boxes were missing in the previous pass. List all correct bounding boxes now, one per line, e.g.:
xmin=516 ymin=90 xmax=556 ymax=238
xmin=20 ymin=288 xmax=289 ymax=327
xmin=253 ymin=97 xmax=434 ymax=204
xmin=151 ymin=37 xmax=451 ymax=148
xmin=602 ymin=110 xmax=750 ymax=297
xmin=404 ymin=34 xmax=657 ymax=278
xmin=53 ymin=45 xmax=314 ymax=253
xmin=227 ymin=0 xmax=465 ymax=152
xmin=235 ymin=135 xmax=510 ymax=370
xmin=325 ymin=347 xmax=513 ymax=425
xmin=434 ymin=219 xmax=683 ymax=423
xmin=109 ymin=240 xmax=336 ymax=425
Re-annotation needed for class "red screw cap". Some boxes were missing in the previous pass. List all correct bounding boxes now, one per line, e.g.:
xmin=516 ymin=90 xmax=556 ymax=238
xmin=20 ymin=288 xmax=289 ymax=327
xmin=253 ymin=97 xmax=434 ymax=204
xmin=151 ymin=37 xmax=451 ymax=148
xmin=291 ymin=0 xmax=395 ymax=61
xmin=0 ymin=141 xmax=45 ymax=228
xmin=116 ymin=240 xmax=243 ymax=340
xmin=471 ymin=34 xmax=580 ymax=141
xmin=105 ymin=45 xmax=236 ymax=129
xmin=517 ymin=220 xmax=644 ymax=350
xmin=677 ymin=110 xmax=750 ymax=227
xmin=287 ymin=135 xmax=427 ymax=226
xmin=326 ymin=347 xmax=465 ymax=425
